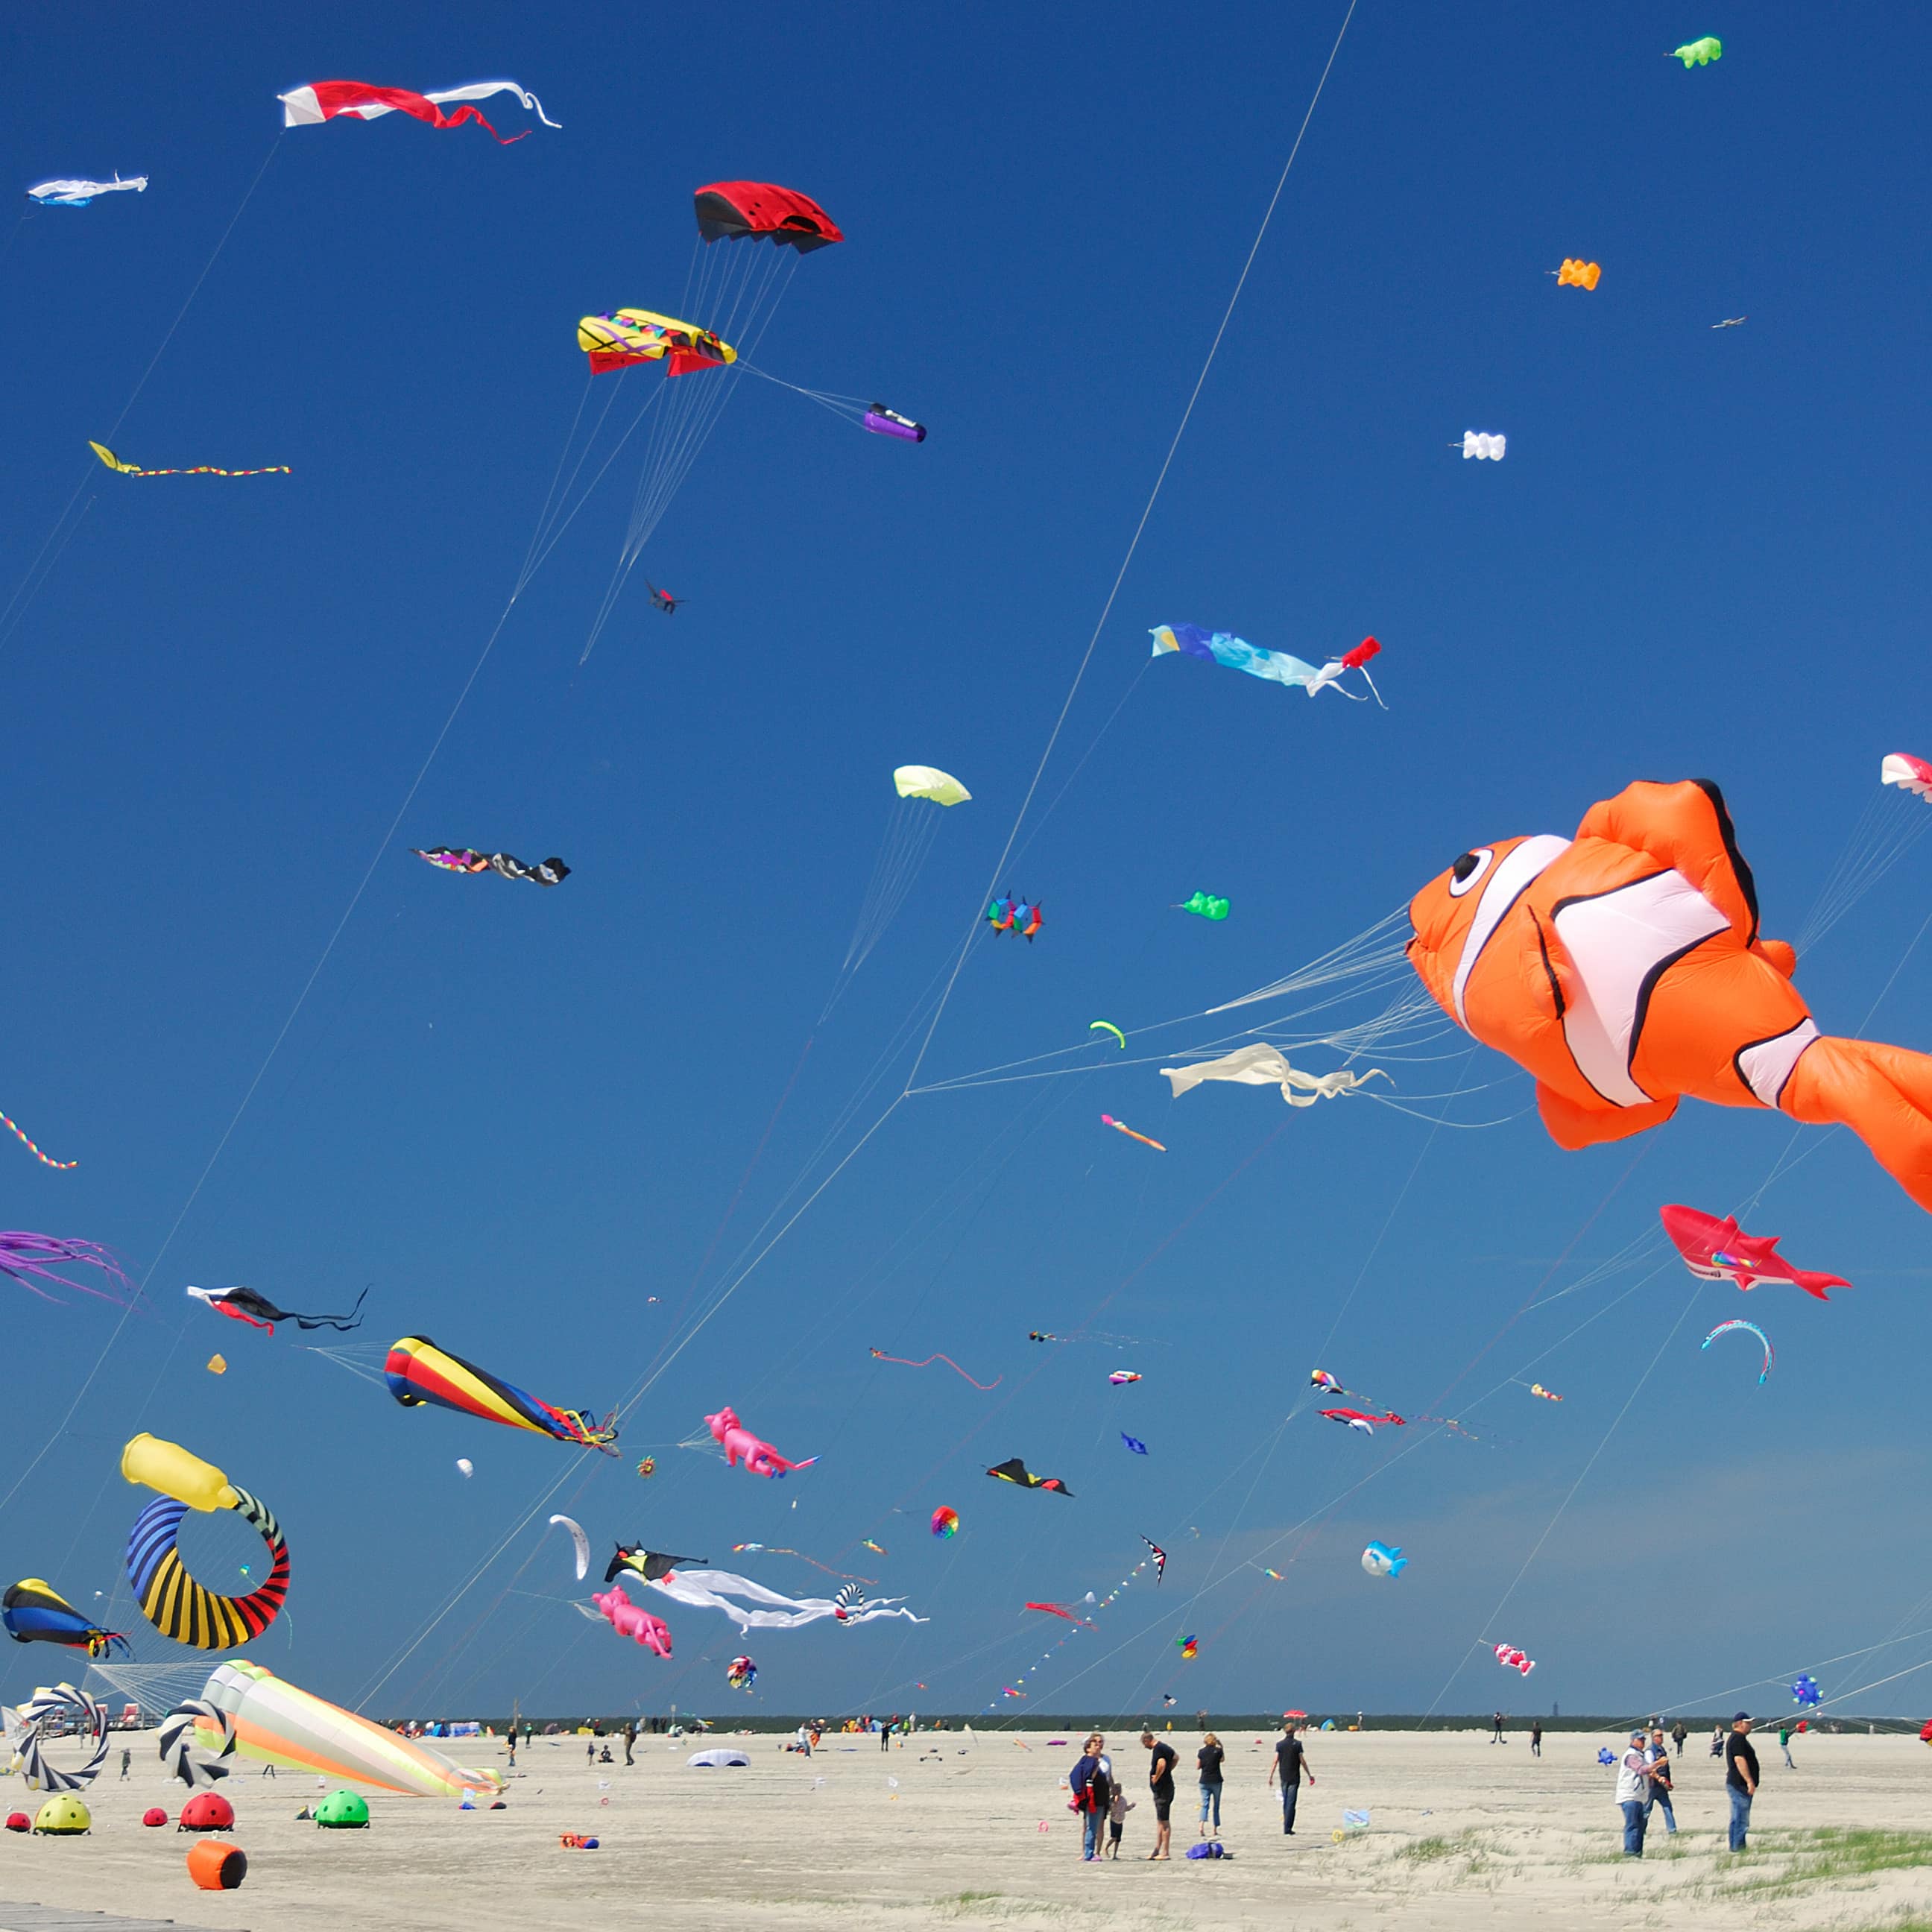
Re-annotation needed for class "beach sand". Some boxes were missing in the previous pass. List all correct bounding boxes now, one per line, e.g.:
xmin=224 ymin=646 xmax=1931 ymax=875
xmin=4 ymin=1726 xmax=1929 ymax=1931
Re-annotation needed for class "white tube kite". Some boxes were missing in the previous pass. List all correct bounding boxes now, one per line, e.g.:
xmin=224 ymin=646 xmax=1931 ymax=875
xmin=1160 ymin=1044 xmax=1389 ymax=1108
xmin=195 ymin=1660 xmax=500 ymax=1799
xmin=1461 ymin=432 xmax=1506 ymax=461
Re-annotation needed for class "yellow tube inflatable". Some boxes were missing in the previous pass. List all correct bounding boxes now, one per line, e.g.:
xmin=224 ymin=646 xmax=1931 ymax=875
xmin=119 ymin=1435 xmax=240 ymax=1513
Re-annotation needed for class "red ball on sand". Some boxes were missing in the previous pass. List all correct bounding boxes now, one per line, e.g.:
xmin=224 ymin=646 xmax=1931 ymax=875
xmin=3 ymin=1813 xmax=29 ymax=1833
xmin=142 ymin=1807 xmax=169 ymax=1827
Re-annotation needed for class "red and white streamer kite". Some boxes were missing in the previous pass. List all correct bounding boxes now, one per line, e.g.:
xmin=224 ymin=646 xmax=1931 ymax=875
xmin=278 ymin=80 xmax=560 ymax=143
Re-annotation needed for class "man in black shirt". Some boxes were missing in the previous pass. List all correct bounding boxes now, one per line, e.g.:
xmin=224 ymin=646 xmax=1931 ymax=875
xmin=1139 ymin=1729 xmax=1176 ymax=1860
xmin=1268 ymin=1717 xmax=1313 ymax=1834
xmin=1724 ymin=1712 xmax=1759 ymax=1850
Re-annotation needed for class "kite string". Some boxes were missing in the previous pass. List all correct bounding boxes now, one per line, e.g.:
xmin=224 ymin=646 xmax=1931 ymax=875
xmin=898 ymin=0 xmax=1363 ymax=1100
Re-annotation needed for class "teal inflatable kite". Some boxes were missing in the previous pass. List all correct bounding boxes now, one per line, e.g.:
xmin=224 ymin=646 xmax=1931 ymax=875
xmin=1177 ymin=891 xmax=1230 ymax=921
xmin=1670 ymin=36 xmax=1722 ymax=66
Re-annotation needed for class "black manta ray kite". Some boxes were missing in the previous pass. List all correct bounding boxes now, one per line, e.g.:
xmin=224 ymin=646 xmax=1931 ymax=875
xmin=986 ymin=1457 xmax=1073 ymax=1496
xmin=605 ymin=1544 xmax=710 ymax=1585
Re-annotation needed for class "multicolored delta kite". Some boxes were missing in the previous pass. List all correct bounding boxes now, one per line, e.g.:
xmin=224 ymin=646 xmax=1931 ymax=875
xmin=412 ymin=847 xmax=569 ymax=886
xmin=384 ymin=1336 xmax=618 ymax=1450
xmin=577 ymin=310 xmax=736 ymax=377
xmin=1142 ymin=1535 xmax=1167 ymax=1583
xmin=986 ymin=1458 xmax=1072 ymax=1496
xmin=1151 ymin=625 xmax=1384 ymax=704
xmin=1407 ymin=779 xmax=1932 ymax=1214
xmin=186 ymin=1285 xmax=367 ymax=1335
xmin=278 ymin=79 xmax=559 ymax=142
xmin=89 ymin=441 xmax=288 ymax=478
xmin=2 ymin=1579 xmax=129 ymax=1658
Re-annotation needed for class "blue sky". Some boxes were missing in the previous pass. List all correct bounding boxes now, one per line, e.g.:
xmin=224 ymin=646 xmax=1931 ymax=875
xmin=2 ymin=0 xmax=1931 ymax=1727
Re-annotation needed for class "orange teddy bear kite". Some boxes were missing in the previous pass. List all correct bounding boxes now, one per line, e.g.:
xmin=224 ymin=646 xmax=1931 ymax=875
xmin=1408 ymin=778 xmax=1932 ymax=1212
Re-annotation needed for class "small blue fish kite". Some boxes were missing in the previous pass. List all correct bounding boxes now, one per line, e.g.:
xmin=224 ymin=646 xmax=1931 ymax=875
xmin=1121 ymin=1433 xmax=1148 ymax=1456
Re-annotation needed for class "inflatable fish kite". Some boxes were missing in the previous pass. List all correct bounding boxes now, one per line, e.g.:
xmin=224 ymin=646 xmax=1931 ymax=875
xmin=1161 ymin=1044 xmax=1389 ymax=1108
xmin=279 ymin=78 xmax=559 ymax=142
xmin=1322 ymin=1408 xmax=1404 ymax=1434
xmin=986 ymin=1458 xmax=1072 ymax=1496
xmin=1407 ymin=780 xmax=1932 ymax=1214
xmin=1661 ymin=1205 xmax=1847 ymax=1299
xmin=385 ymin=1336 xmax=617 ymax=1449
xmin=89 ymin=441 xmax=288 ymax=477
xmin=2 ymin=1579 xmax=129 ymax=1658
xmin=1360 ymin=1541 xmax=1407 ymax=1579
xmin=28 ymin=175 xmax=147 ymax=207
xmin=186 ymin=1285 xmax=368 ymax=1335
xmin=412 ymin=848 xmax=569 ymax=887
xmin=1151 ymin=625 xmax=1384 ymax=704
xmin=1494 ymin=1643 xmax=1535 ymax=1676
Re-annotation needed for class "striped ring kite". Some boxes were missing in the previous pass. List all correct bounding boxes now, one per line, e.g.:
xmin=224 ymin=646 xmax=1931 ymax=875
xmin=157 ymin=1699 xmax=237 ymax=1787
xmin=13 ymin=1682 xmax=110 ymax=1791
xmin=124 ymin=1486 xmax=290 ymax=1650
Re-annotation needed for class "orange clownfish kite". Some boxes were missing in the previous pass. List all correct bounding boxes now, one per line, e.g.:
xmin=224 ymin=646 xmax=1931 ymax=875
xmin=1407 ymin=779 xmax=1932 ymax=1212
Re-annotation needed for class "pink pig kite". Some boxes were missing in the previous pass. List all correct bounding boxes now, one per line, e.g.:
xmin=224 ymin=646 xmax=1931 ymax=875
xmin=592 ymin=1582 xmax=672 ymax=1658
xmin=705 ymin=1405 xmax=818 ymax=1478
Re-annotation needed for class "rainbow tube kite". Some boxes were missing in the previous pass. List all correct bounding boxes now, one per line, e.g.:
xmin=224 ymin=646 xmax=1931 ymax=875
xmin=195 ymin=1660 xmax=501 ymax=1798
xmin=384 ymin=1335 xmax=617 ymax=1450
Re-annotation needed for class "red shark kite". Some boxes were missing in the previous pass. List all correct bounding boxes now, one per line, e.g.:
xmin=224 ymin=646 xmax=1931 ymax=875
xmin=1658 ymin=1205 xmax=1849 ymax=1301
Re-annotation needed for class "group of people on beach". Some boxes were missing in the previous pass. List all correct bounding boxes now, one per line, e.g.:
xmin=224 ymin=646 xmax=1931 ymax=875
xmin=1067 ymin=1717 xmax=1313 ymax=1860
xmin=1617 ymin=1713 xmax=1759 ymax=1856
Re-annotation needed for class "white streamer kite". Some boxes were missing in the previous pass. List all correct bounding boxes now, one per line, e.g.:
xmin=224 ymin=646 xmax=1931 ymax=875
xmin=635 ymin=1567 xmax=926 ymax=1635
xmin=1160 ymin=1044 xmax=1390 ymax=1107
xmin=27 ymin=175 xmax=148 ymax=206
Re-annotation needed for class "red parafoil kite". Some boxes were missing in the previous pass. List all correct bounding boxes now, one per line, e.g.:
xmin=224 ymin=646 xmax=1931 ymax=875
xmin=693 ymin=183 xmax=844 ymax=252
xmin=1408 ymin=780 xmax=1932 ymax=1212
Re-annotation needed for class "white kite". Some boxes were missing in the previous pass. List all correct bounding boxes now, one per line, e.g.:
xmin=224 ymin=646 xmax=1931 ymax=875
xmin=1160 ymin=1044 xmax=1389 ymax=1108
xmin=549 ymin=1515 xmax=590 ymax=1582
xmin=27 ymin=176 xmax=148 ymax=206
xmin=1460 ymin=432 xmax=1506 ymax=460
xmin=621 ymin=1566 xmax=926 ymax=1635
xmin=278 ymin=80 xmax=559 ymax=140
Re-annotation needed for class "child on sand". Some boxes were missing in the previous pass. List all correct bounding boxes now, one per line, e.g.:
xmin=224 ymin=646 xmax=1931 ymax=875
xmin=1106 ymin=1782 xmax=1134 ymax=1857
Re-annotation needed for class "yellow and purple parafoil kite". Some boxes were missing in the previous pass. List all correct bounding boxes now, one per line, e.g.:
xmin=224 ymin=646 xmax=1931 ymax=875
xmin=578 ymin=309 xmax=736 ymax=377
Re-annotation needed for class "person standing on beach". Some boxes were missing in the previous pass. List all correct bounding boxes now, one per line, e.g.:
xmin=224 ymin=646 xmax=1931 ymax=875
xmin=623 ymin=1721 xmax=636 ymax=1767
xmin=1670 ymin=1719 xmax=1688 ymax=1755
xmin=1196 ymin=1731 xmax=1225 ymax=1836
xmin=1491 ymin=1711 xmax=1506 ymax=1743
xmin=1710 ymin=1723 xmax=1725 ymax=1757
xmin=1140 ymin=1729 xmax=1177 ymax=1859
xmin=1615 ymin=1728 xmax=1652 ymax=1857
xmin=1268 ymin=1718 xmax=1312 ymax=1835
xmin=1725 ymin=1713 xmax=1759 ymax=1851
xmin=1779 ymin=1723 xmax=1795 ymax=1770
xmin=1645 ymin=1726 xmax=1677 ymax=1836
xmin=1106 ymin=1777 xmax=1134 ymax=1857
xmin=1529 ymin=1720 xmax=1542 ymax=1758
xmin=1070 ymin=1734 xmax=1111 ymax=1862
xmin=882 ymin=1717 xmax=894 ymax=1752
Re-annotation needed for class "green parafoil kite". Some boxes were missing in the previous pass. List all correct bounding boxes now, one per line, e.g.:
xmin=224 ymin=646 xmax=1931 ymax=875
xmin=1670 ymin=36 xmax=1721 ymax=66
xmin=1178 ymin=891 xmax=1230 ymax=921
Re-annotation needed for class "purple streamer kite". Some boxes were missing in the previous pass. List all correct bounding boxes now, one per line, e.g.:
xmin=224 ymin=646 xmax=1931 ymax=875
xmin=0 ymin=1234 xmax=132 ymax=1305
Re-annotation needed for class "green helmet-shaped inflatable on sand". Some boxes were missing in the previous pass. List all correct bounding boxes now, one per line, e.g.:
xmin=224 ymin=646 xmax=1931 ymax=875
xmin=315 ymin=1789 xmax=370 ymax=1829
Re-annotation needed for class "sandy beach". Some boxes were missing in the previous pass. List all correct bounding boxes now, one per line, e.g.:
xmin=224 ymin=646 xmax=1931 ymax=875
xmin=4 ymin=1726 xmax=1929 ymax=1932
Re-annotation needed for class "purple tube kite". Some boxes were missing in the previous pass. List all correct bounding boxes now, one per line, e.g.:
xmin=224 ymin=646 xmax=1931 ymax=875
xmin=862 ymin=405 xmax=926 ymax=443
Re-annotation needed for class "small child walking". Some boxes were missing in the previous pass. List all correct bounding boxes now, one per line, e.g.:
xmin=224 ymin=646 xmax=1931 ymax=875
xmin=1106 ymin=1784 xmax=1135 ymax=1858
